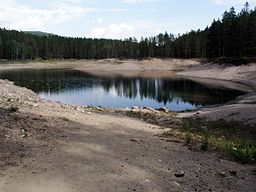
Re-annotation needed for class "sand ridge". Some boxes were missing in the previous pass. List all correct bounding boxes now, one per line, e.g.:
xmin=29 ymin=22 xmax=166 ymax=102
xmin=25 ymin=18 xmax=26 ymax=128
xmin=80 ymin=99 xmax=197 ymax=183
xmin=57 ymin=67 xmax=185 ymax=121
xmin=0 ymin=59 xmax=256 ymax=192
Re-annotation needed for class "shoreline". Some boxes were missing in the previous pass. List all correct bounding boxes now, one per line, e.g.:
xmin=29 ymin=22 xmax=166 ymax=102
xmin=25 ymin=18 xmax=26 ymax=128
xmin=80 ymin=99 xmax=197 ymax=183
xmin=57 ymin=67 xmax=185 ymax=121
xmin=0 ymin=59 xmax=256 ymax=191
xmin=0 ymin=58 xmax=255 ymax=124
xmin=0 ymin=79 xmax=255 ymax=191
xmin=174 ymin=61 xmax=256 ymax=126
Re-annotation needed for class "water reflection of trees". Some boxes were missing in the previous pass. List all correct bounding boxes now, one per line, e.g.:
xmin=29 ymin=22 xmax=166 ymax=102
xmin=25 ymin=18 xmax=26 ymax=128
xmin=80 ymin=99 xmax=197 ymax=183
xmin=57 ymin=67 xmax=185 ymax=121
xmin=0 ymin=69 xmax=244 ymax=106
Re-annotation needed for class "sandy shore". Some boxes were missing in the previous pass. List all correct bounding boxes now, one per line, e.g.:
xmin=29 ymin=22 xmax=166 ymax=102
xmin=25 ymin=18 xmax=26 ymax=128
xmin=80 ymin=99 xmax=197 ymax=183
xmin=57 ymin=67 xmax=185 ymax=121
xmin=0 ymin=80 xmax=255 ymax=192
xmin=176 ymin=62 xmax=256 ymax=126
xmin=1 ymin=58 xmax=256 ymax=124
xmin=176 ymin=62 xmax=256 ymax=89
xmin=0 ymin=58 xmax=200 ymax=78
xmin=0 ymin=58 xmax=200 ymax=71
xmin=0 ymin=59 xmax=256 ymax=192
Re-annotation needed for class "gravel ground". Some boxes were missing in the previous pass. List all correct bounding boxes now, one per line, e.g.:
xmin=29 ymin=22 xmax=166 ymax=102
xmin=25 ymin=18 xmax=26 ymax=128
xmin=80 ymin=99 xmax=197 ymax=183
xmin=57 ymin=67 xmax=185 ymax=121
xmin=0 ymin=79 xmax=255 ymax=192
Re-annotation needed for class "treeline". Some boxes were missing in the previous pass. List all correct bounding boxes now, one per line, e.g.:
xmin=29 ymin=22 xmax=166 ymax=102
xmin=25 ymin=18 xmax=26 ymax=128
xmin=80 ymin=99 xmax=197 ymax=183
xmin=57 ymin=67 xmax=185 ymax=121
xmin=140 ymin=2 xmax=256 ymax=59
xmin=0 ymin=30 xmax=137 ymax=59
xmin=0 ymin=2 xmax=255 ymax=60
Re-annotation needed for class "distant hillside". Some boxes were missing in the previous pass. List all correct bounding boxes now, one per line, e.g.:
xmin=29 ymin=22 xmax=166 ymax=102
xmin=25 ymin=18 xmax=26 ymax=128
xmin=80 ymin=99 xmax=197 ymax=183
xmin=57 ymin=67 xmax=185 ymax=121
xmin=24 ymin=31 xmax=55 ymax=37
xmin=0 ymin=3 xmax=255 ymax=62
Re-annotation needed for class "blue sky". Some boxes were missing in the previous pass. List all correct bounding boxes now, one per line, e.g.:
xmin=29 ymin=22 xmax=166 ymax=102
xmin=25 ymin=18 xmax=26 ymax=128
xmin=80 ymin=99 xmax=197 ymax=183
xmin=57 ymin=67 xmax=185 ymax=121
xmin=0 ymin=0 xmax=255 ymax=39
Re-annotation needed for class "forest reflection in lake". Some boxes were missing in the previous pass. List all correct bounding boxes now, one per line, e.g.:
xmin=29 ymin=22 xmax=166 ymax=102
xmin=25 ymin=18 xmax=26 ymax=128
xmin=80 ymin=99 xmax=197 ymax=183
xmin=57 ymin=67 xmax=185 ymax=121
xmin=0 ymin=69 xmax=245 ymax=111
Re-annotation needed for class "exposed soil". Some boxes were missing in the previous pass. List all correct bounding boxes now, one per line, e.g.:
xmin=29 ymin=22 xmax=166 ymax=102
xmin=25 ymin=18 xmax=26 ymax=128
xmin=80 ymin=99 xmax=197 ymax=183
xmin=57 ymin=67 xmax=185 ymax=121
xmin=0 ymin=58 xmax=200 ymax=75
xmin=176 ymin=62 xmax=256 ymax=126
xmin=0 ymin=59 xmax=256 ymax=192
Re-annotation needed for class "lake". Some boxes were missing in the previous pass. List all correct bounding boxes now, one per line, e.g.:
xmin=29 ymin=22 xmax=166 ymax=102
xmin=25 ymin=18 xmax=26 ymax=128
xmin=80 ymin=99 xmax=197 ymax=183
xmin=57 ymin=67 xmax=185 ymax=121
xmin=0 ymin=68 xmax=245 ymax=111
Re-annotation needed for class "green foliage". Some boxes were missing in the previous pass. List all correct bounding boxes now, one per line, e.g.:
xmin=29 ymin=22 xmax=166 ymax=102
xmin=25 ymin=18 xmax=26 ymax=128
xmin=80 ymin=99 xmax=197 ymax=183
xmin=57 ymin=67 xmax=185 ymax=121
xmin=185 ymin=133 xmax=192 ymax=145
xmin=200 ymin=134 xmax=209 ymax=151
xmin=24 ymin=31 xmax=54 ymax=37
xmin=212 ymin=57 xmax=252 ymax=65
xmin=213 ymin=138 xmax=256 ymax=164
xmin=0 ymin=3 xmax=255 ymax=61
xmin=181 ymin=117 xmax=256 ymax=164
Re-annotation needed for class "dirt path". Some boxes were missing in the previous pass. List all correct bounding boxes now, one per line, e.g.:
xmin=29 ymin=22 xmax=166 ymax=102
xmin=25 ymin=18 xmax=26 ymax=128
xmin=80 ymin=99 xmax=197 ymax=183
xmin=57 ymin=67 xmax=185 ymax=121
xmin=1 ymin=59 xmax=256 ymax=191
xmin=0 ymin=58 xmax=200 ymax=78
xmin=176 ymin=62 xmax=256 ymax=126
xmin=0 ymin=80 xmax=255 ymax=192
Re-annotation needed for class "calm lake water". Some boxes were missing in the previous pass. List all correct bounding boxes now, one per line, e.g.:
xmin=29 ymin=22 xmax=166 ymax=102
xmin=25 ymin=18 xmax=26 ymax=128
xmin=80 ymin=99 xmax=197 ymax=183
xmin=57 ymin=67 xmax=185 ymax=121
xmin=0 ymin=68 xmax=245 ymax=111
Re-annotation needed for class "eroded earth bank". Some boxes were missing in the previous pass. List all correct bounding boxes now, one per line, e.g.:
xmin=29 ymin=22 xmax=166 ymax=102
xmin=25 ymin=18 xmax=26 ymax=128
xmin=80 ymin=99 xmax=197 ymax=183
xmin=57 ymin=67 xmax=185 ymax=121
xmin=0 ymin=59 xmax=256 ymax=192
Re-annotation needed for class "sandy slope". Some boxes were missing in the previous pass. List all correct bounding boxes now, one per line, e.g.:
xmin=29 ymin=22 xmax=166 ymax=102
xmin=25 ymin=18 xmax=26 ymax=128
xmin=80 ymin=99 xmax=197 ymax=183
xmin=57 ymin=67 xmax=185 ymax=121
xmin=0 ymin=80 xmax=255 ymax=192
xmin=176 ymin=62 xmax=256 ymax=89
xmin=1 ymin=58 xmax=255 ymax=125
xmin=0 ymin=58 xmax=200 ymax=75
xmin=176 ymin=62 xmax=256 ymax=126
xmin=0 ymin=59 xmax=256 ymax=192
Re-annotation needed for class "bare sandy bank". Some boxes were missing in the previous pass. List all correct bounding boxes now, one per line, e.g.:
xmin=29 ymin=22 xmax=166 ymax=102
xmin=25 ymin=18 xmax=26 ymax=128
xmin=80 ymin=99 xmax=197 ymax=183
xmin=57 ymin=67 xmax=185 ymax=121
xmin=176 ymin=62 xmax=256 ymax=126
xmin=0 ymin=58 xmax=256 ymax=125
xmin=176 ymin=62 xmax=256 ymax=89
xmin=0 ymin=58 xmax=200 ymax=77
xmin=0 ymin=60 xmax=256 ymax=191
xmin=74 ymin=58 xmax=200 ymax=74
xmin=0 ymin=79 xmax=255 ymax=192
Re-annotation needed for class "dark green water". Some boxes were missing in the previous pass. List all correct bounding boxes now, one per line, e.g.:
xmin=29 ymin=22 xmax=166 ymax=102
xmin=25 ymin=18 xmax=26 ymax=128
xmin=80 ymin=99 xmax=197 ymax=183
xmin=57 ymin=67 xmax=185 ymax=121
xmin=0 ymin=68 xmax=245 ymax=111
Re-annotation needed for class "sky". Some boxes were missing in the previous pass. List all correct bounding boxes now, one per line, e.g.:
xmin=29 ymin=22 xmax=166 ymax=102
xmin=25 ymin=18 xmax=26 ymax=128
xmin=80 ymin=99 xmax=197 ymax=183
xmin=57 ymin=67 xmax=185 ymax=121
xmin=0 ymin=0 xmax=255 ymax=39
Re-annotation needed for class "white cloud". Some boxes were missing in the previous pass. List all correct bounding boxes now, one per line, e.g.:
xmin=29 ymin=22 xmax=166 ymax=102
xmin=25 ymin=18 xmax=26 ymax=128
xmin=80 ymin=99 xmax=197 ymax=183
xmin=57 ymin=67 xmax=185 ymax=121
xmin=213 ymin=0 xmax=255 ymax=6
xmin=130 ymin=19 xmax=176 ymax=36
xmin=58 ymin=0 xmax=81 ymax=3
xmin=9 ymin=18 xmax=46 ymax=31
xmin=89 ymin=19 xmax=179 ymax=39
xmin=0 ymin=0 xmax=97 ymax=31
xmin=90 ymin=23 xmax=134 ymax=39
xmin=91 ymin=18 xmax=104 ymax=25
xmin=121 ymin=0 xmax=172 ymax=4
xmin=97 ymin=18 xmax=103 ymax=23
xmin=122 ymin=0 xmax=155 ymax=3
